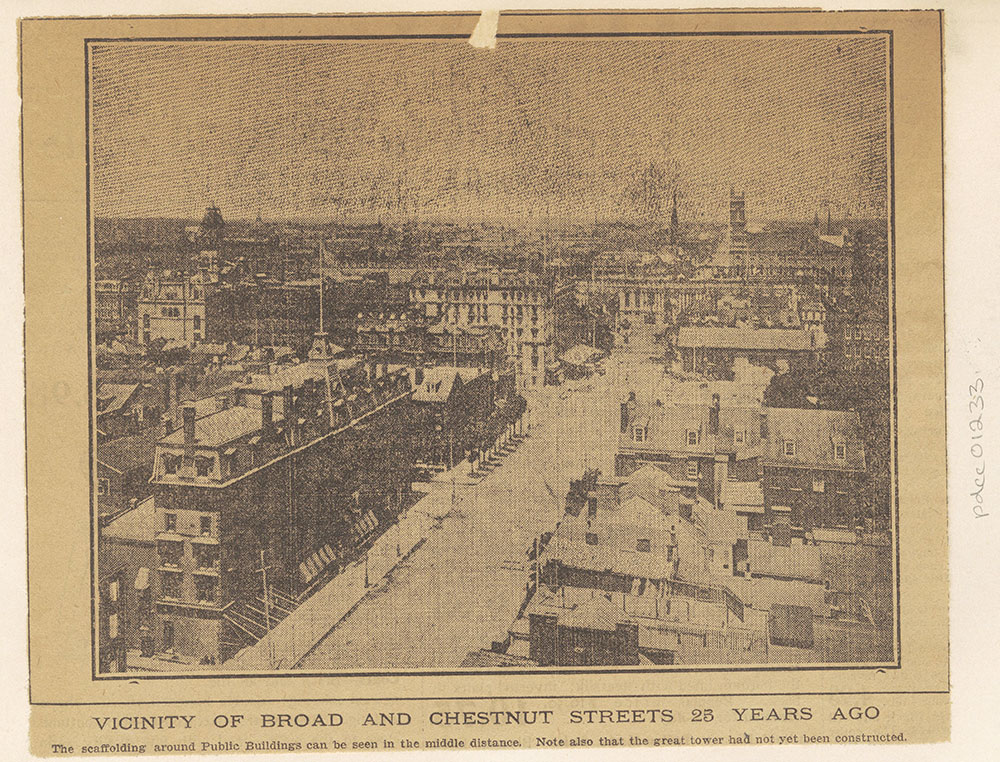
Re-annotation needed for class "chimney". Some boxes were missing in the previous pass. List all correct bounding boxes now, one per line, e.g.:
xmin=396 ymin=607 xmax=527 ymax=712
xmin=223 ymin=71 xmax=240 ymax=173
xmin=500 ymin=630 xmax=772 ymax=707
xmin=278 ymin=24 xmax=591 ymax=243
xmin=759 ymin=412 xmax=769 ymax=439
xmin=172 ymin=370 xmax=183 ymax=424
xmin=712 ymin=455 xmax=728 ymax=509
xmin=615 ymin=622 xmax=640 ymax=666
xmin=261 ymin=392 xmax=274 ymax=435
xmin=709 ymin=393 xmax=720 ymax=435
xmin=182 ymin=403 xmax=196 ymax=470
xmin=218 ymin=393 xmax=230 ymax=411
xmin=161 ymin=370 xmax=172 ymax=415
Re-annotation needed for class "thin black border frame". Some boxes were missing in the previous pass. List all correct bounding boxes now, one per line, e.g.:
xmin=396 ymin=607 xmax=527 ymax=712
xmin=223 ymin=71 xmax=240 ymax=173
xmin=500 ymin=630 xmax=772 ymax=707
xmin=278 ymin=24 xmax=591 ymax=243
xmin=34 ymin=17 xmax=919 ymax=700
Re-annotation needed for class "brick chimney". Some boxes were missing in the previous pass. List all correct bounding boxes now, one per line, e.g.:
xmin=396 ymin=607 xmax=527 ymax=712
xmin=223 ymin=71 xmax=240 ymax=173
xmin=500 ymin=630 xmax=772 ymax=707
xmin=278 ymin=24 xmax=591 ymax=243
xmin=182 ymin=403 xmax=196 ymax=471
xmin=261 ymin=392 xmax=274 ymax=436
xmin=615 ymin=622 xmax=640 ymax=666
xmin=160 ymin=369 xmax=171 ymax=415
xmin=709 ymin=393 xmax=720 ymax=435
xmin=172 ymin=369 xmax=183 ymax=425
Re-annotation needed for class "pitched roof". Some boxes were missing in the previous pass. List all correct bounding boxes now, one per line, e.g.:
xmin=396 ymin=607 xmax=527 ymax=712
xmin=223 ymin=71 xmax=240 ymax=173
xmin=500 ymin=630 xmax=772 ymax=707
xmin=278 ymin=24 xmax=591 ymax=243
xmin=101 ymin=495 xmax=157 ymax=543
xmin=623 ymin=401 xmax=764 ymax=458
xmin=762 ymin=408 xmax=866 ymax=471
xmin=98 ymin=429 xmax=159 ymax=474
xmin=96 ymin=383 xmax=140 ymax=416
xmin=677 ymin=326 xmax=824 ymax=351
xmin=412 ymin=366 xmax=483 ymax=403
xmin=159 ymin=406 xmax=263 ymax=448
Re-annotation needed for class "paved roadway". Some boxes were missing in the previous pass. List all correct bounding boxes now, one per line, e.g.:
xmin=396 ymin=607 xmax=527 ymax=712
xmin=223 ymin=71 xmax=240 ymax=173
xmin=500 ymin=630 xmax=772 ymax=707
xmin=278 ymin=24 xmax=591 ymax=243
xmin=297 ymin=346 xmax=658 ymax=669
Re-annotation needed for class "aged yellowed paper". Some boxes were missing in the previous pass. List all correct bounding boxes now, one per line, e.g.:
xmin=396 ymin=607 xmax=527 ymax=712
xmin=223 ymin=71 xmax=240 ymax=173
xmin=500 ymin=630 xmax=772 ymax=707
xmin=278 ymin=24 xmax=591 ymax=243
xmin=21 ymin=8 xmax=947 ymax=756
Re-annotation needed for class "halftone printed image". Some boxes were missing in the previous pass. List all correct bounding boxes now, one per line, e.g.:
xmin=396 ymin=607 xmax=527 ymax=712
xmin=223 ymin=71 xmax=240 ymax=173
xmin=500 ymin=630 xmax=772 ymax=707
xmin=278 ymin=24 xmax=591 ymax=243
xmin=89 ymin=31 xmax=895 ymax=675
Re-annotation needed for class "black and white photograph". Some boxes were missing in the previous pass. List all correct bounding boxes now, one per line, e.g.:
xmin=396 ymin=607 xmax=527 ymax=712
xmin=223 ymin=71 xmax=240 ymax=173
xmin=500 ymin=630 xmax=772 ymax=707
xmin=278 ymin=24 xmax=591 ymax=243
xmin=89 ymin=30 xmax=896 ymax=675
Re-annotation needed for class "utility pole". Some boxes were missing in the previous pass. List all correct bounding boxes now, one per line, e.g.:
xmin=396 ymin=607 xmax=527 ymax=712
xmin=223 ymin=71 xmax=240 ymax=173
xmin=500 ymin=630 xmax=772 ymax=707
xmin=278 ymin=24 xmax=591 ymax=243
xmin=256 ymin=549 xmax=274 ymax=667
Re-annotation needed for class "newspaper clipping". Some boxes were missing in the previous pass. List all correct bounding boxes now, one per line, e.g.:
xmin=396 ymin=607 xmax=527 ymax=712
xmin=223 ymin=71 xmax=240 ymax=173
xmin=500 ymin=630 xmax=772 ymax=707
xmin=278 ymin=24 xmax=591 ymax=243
xmin=21 ymin=8 xmax=948 ymax=756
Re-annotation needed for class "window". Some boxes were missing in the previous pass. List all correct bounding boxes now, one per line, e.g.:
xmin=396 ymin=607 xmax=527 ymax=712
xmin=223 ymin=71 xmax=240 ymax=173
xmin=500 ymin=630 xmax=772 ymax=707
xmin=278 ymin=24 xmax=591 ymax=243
xmin=193 ymin=542 xmax=217 ymax=569
xmin=834 ymin=443 xmax=847 ymax=460
xmin=107 ymin=580 xmax=119 ymax=602
xmin=686 ymin=430 xmax=699 ymax=446
xmin=587 ymin=497 xmax=597 ymax=518
xmin=637 ymin=539 xmax=651 ymax=553
xmin=195 ymin=457 xmax=212 ymax=477
xmin=108 ymin=612 xmax=119 ymax=640
xmin=160 ymin=571 xmax=182 ymax=599
xmin=162 ymin=620 xmax=175 ymax=651
xmin=158 ymin=539 xmax=183 ymax=567
xmin=97 ymin=477 xmax=109 ymax=496
xmin=200 ymin=515 xmax=212 ymax=536
xmin=686 ymin=461 xmax=699 ymax=480
xmin=163 ymin=455 xmax=179 ymax=475
xmin=783 ymin=440 xmax=797 ymax=457
xmin=143 ymin=314 xmax=150 ymax=328
xmin=193 ymin=314 xmax=201 ymax=329
xmin=164 ymin=513 xmax=177 ymax=532
xmin=194 ymin=575 xmax=217 ymax=604
xmin=734 ymin=429 xmax=746 ymax=445
xmin=633 ymin=427 xmax=645 ymax=443
xmin=812 ymin=479 xmax=825 ymax=493
xmin=585 ymin=532 xmax=599 ymax=546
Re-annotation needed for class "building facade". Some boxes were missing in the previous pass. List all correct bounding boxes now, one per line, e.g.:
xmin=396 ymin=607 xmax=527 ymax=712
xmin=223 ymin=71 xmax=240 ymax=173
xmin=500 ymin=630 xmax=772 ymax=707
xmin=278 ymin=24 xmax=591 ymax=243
xmin=138 ymin=269 xmax=216 ymax=346
xmin=409 ymin=269 xmax=553 ymax=389
xmin=95 ymin=279 xmax=137 ymax=341
xmin=615 ymin=394 xmax=867 ymax=530
xmin=147 ymin=347 xmax=418 ymax=662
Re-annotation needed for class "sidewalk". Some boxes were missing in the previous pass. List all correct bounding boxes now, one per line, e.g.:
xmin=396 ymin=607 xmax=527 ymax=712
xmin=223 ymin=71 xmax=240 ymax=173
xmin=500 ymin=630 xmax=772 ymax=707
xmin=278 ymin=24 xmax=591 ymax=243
xmin=225 ymin=410 xmax=533 ymax=671
xmin=225 ymin=499 xmax=443 ymax=671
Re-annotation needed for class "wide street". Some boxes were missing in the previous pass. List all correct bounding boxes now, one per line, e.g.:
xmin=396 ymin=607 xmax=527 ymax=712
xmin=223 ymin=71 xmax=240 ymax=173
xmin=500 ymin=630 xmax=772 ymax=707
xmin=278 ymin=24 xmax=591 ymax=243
xmin=297 ymin=342 xmax=660 ymax=669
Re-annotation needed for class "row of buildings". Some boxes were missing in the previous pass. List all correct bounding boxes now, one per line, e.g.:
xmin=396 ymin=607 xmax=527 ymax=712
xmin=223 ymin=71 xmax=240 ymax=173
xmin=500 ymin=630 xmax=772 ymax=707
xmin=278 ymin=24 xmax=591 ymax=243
xmin=97 ymin=331 xmax=526 ymax=670
xmin=470 ymin=378 xmax=890 ymax=668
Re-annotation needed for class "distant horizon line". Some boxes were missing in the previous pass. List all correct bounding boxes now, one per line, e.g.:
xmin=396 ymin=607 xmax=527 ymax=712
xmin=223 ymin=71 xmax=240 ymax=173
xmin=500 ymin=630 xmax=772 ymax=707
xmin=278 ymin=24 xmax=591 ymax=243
xmin=95 ymin=213 xmax=887 ymax=226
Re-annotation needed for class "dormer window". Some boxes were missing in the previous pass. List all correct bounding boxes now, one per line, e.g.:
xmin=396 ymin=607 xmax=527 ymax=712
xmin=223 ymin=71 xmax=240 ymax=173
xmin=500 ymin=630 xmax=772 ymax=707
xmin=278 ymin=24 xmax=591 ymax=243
xmin=783 ymin=440 xmax=797 ymax=457
xmin=163 ymin=454 xmax=180 ymax=475
xmin=834 ymin=443 xmax=847 ymax=460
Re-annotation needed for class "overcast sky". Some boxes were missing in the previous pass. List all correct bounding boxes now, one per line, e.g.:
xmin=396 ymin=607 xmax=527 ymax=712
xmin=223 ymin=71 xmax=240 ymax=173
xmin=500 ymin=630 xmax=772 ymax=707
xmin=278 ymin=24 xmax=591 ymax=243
xmin=91 ymin=36 xmax=888 ymax=224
